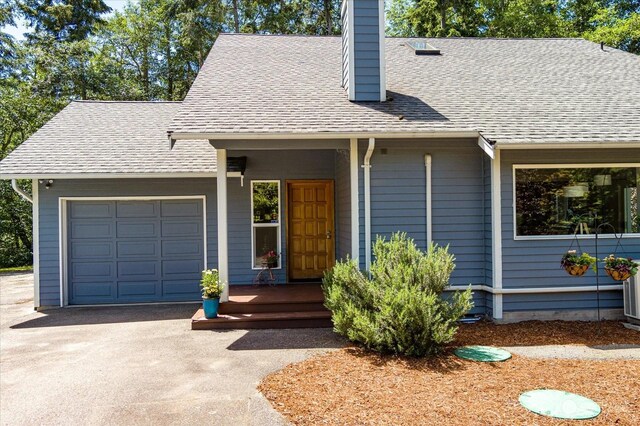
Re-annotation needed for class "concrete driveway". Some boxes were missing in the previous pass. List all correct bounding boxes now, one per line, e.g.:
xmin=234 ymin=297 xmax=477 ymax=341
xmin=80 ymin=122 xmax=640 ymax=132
xmin=0 ymin=273 xmax=343 ymax=425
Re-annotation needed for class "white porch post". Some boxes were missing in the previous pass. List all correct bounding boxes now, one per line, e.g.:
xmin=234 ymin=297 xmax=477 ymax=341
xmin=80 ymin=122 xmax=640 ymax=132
xmin=349 ymin=138 xmax=360 ymax=262
xmin=490 ymin=149 xmax=503 ymax=320
xmin=216 ymin=148 xmax=229 ymax=302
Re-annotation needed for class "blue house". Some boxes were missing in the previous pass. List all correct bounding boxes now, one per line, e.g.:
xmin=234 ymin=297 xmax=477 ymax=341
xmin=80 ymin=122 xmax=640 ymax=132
xmin=1 ymin=0 xmax=639 ymax=322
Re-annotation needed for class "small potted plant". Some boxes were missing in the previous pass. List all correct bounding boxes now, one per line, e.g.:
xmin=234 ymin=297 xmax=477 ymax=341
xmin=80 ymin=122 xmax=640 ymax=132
xmin=603 ymin=255 xmax=639 ymax=281
xmin=200 ymin=268 xmax=225 ymax=319
xmin=261 ymin=250 xmax=279 ymax=269
xmin=560 ymin=250 xmax=596 ymax=277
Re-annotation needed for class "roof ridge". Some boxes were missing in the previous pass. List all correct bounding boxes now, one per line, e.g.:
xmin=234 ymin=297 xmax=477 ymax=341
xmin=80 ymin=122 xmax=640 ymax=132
xmin=218 ymin=32 xmax=340 ymax=38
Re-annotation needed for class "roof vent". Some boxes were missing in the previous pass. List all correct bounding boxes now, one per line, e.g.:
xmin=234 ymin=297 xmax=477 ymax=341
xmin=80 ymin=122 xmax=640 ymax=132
xmin=407 ymin=41 xmax=441 ymax=55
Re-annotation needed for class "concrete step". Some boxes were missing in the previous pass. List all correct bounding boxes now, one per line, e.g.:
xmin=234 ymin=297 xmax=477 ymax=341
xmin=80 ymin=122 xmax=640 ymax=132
xmin=191 ymin=309 xmax=333 ymax=330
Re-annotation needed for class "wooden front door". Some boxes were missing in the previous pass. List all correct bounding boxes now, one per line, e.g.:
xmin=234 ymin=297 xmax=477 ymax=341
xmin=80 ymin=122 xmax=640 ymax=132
xmin=287 ymin=180 xmax=335 ymax=280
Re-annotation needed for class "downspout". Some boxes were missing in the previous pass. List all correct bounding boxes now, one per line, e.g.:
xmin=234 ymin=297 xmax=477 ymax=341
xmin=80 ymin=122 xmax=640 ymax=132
xmin=424 ymin=154 xmax=432 ymax=246
xmin=363 ymin=138 xmax=375 ymax=271
xmin=11 ymin=179 xmax=33 ymax=204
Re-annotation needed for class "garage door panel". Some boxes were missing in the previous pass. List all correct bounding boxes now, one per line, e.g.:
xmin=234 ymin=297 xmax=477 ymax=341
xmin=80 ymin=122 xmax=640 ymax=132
xmin=118 ymin=261 xmax=159 ymax=278
xmin=70 ymin=202 xmax=113 ymax=219
xmin=73 ymin=282 xmax=113 ymax=298
xmin=68 ymin=199 xmax=204 ymax=305
xmin=163 ymin=280 xmax=201 ymax=297
xmin=161 ymin=200 xmax=201 ymax=217
xmin=118 ymin=281 xmax=159 ymax=298
xmin=72 ymin=262 xmax=113 ymax=279
xmin=70 ymin=241 xmax=113 ymax=259
xmin=162 ymin=220 xmax=201 ymax=237
xmin=161 ymin=240 xmax=202 ymax=257
xmin=163 ymin=259 xmax=202 ymax=277
xmin=117 ymin=221 xmax=158 ymax=238
xmin=117 ymin=201 xmax=158 ymax=218
xmin=117 ymin=241 xmax=158 ymax=257
xmin=71 ymin=222 xmax=113 ymax=239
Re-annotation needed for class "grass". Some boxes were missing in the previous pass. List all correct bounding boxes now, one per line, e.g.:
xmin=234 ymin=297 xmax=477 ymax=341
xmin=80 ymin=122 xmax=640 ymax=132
xmin=0 ymin=265 xmax=33 ymax=273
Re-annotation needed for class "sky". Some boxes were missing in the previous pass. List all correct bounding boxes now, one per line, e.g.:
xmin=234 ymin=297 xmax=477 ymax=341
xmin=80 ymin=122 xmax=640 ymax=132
xmin=4 ymin=0 xmax=130 ymax=40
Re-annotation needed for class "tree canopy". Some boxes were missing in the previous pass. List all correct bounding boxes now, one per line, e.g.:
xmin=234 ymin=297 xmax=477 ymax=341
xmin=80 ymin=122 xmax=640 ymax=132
xmin=0 ymin=0 xmax=638 ymax=268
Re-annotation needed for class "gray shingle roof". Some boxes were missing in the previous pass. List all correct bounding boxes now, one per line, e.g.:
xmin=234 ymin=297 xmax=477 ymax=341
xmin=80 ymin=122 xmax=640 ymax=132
xmin=170 ymin=34 xmax=640 ymax=145
xmin=0 ymin=101 xmax=216 ymax=178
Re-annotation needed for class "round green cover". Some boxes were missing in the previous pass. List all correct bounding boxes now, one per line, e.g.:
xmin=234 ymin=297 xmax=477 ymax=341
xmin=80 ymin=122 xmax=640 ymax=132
xmin=453 ymin=345 xmax=512 ymax=362
xmin=519 ymin=389 xmax=601 ymax=420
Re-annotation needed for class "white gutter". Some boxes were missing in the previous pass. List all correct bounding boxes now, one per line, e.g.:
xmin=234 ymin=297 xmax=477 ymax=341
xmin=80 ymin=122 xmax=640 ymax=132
xmin=424 ymin=154 xmax=432 ymax=245
xmin=169 ymin=130 xmax=480 ymax=141
xmin=363 ymin=138 xmax=375 ymax=271
xmin=11 ymin=179 xmax=33 ymax=203
xmin=1 ymin=172 xmax=216 ymax=180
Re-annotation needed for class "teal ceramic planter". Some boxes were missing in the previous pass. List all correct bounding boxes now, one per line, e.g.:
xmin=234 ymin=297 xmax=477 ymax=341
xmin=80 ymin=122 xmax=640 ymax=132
xmin=203 ymin=297 xmax=220 ymax=319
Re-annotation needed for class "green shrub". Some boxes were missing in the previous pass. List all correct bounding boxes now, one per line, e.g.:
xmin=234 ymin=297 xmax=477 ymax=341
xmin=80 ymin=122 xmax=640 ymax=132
xmin=323 ymin=233 xmax=473 ymax=357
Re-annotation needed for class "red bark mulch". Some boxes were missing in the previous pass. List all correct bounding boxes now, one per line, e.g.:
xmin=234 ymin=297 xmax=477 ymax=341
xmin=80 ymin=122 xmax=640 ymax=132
xmin=259 ymin=321 xmax=640 ymax=425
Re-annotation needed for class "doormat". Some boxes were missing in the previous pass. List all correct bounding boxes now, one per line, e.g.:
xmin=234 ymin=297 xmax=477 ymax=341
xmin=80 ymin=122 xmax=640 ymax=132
xmin=519 ymin=389 xmax=601 ymax=420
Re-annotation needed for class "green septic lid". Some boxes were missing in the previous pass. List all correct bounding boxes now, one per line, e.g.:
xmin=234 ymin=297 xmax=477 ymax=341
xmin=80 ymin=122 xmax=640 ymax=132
xmin=454 ymin=345 xmax=512 ymax=362
xmin=519 ymin=389 xmax=601 ymax=420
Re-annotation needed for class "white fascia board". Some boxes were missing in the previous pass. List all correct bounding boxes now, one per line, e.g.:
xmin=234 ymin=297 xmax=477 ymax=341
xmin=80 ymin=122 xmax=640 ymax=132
xmin=170 ymin=130 xmax=481 ymax=141
xmin=478 ymin=135 xmax=495 ymax=159
xmin=0 ymin=172 xmax=216 ymax=180
xmin=497 ymin=141 xmax=640 ymax=150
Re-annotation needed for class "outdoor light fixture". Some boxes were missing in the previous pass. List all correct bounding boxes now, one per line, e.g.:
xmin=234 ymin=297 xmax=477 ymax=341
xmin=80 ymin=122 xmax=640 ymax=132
xmin=38 ymin=179 xmax=54 ymax=189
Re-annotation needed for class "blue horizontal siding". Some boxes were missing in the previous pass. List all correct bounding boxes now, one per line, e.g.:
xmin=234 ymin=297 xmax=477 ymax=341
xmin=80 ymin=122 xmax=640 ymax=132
xmin=500 ymin=148 xmax=640 ymax=312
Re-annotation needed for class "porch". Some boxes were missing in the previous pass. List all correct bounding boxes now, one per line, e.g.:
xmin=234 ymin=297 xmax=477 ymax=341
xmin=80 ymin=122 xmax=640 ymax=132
xmin=191 ymin=283 xmax=332 ymax=330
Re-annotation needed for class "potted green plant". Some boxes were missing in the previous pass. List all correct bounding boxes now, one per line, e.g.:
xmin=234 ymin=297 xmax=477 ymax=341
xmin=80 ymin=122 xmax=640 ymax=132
xmin=560 ymin=250 xmax=596 ymax=277
xmin=200 ymin=268 xmax=225 ymax=319
xmin=603 ymin=255 xmax=639 ymax=281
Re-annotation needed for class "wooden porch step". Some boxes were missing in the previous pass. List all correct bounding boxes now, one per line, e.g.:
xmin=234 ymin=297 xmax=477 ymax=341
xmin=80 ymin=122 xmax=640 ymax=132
xmin=191 ymin=309 xmax=333 ymax=330
xmin=219 ymin=301 xmax=327 ymax=314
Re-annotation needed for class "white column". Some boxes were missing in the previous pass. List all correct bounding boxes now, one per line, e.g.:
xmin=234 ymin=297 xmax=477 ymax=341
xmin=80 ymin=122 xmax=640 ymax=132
xmin=349 ymin=138 xmax=360 ymax=262
xmin=491 ymin=149 xmax=503 ymax=320
xmin=32 ymin=179 xmax=40 ymax=308
xmin=216 ymin=148 xmax=229 ymax=302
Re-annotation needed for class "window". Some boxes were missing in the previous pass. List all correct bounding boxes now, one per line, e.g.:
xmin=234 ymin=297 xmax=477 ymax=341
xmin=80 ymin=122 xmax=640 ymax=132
xmin=514 ymin=165 xmax=640 ymax=237
xmin=251 ymin=181 xmax=281 ymax=268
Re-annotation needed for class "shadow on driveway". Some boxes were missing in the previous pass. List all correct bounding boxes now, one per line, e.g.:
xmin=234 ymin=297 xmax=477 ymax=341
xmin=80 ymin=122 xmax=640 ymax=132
xmin=226 ymin=328 xmax=346 ymax=351
xmin=10 ymin=303 xmax=199 ymax=329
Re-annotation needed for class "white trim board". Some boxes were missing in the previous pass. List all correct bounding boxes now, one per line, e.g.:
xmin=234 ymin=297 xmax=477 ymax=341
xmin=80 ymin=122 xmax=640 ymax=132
xmin=57 ymin=195 xmax=208 ymax=307
xmin=32 ymin=179 xmax=40 ymax=308
xmin=349 ymin=138 xmax=360 ymax=261
xmin=491 ymin=150 xmax=503 ymax=319
xmin=446 ymin=284 xmax=623 ymax=294
xmin=378 ymin=0 xmax=386 ymax=102
xmin=511 ymin=163 xmax=640 ymax=240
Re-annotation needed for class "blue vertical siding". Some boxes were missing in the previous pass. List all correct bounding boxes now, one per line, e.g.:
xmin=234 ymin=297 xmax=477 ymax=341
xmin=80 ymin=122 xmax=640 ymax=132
xmin=500 ymin=148 xmax=640 ymax=312
xmin=358 ymin=139 xmax=486 ymax=292
xmin=335 ymin=150 xmax=352 ymax=260
xmin=37 ymin=178 xmax=217 ymax=307
xmin=483 ymin=156 xmax=493 ymax=287
xmin=227 ymin=149 xmax=336 ymax=284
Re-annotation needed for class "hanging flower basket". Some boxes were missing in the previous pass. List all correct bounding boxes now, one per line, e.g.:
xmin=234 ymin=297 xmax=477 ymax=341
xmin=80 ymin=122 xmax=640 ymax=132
xmin=560 ymin=251 xmax=596 ymax=277
xmin=603 ymin=255 xmax=638 ymax=281
xmin=565 ymin=264 xmax=589 ymax=277
xmin=605 ymin=268 xmax=631 ymax=282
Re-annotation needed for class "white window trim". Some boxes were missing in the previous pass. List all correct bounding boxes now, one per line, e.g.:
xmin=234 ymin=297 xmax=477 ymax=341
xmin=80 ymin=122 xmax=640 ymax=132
xmin=250 ymin=180 xmax=282 ymax=270
xmin=58 ymin=195 xmax=207 ymax=307
xmin=512 ymin=163 xmax=640 ymax=241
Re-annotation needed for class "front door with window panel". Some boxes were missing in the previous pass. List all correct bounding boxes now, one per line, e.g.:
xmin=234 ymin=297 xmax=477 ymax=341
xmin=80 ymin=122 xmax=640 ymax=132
xmin=287 ymin=180 xmax=335 ymax=280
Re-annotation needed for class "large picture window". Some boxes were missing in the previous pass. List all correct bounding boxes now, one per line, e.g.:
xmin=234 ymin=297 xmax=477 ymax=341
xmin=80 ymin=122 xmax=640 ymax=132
xmin=514 ymin=165 xmax=640 ymax=237
xmin=251 ymin=181 xmax=281 ymax=268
